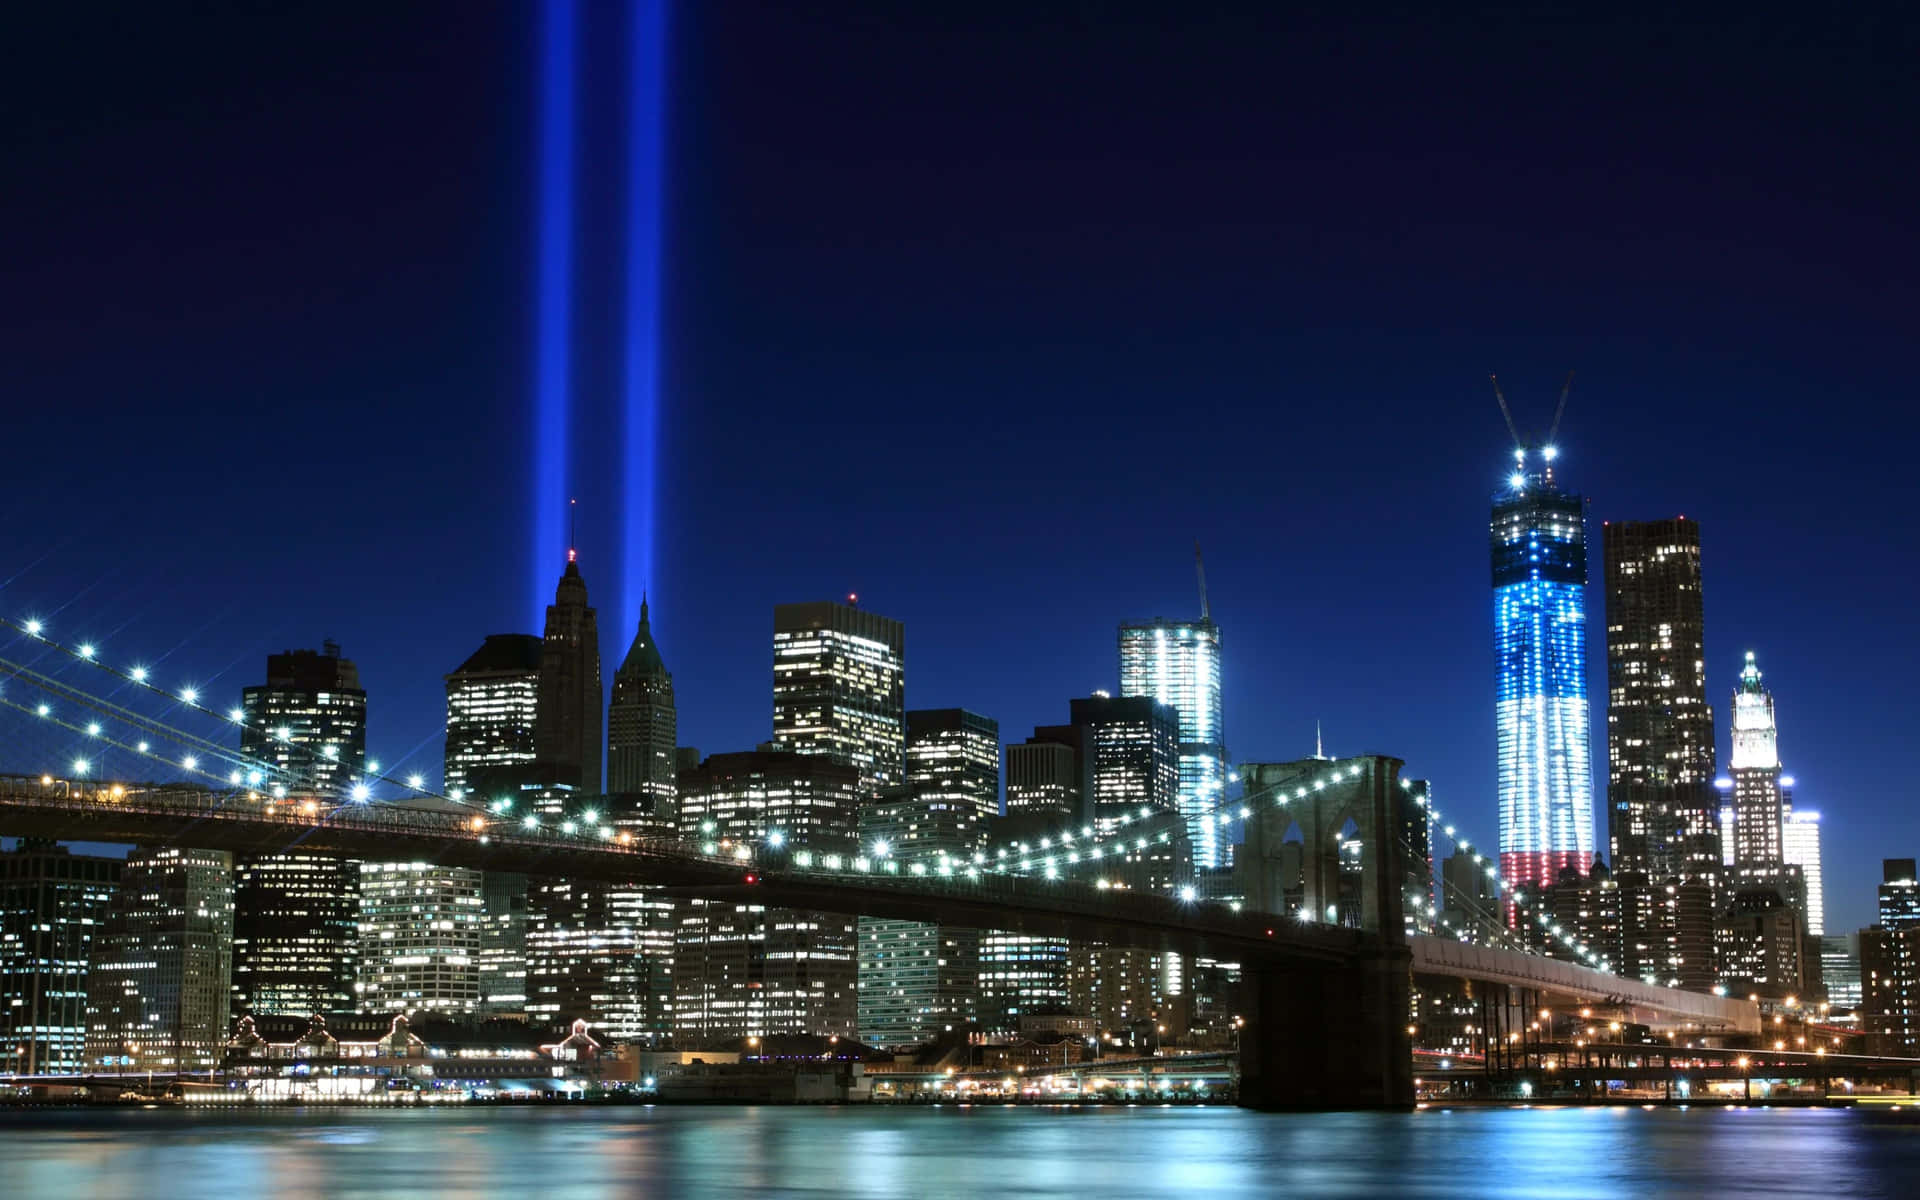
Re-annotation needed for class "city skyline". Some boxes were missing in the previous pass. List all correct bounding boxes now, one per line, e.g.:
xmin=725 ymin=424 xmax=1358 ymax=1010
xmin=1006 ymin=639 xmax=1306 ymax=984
xmin=2 ymin=2 xmax=1914 ymax=945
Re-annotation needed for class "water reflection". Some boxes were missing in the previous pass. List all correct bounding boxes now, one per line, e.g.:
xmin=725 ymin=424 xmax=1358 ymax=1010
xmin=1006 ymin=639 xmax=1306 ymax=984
xmin=0 ymin=1105 xmax=1913 ymax=1199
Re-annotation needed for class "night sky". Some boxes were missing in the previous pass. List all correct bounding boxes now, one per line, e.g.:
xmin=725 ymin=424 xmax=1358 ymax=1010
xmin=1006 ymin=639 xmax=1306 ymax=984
xmin=3 ymin=4 xmax=1915 ymax=933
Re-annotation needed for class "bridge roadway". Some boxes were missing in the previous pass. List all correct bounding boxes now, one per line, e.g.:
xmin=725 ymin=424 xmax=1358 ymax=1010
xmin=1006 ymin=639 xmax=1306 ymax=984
xmin=1409 ymin=934 xmax=1761 ymax=1034
xmin=0 ymin=777 xmax=1365 ymax=962
xmin=1 ymin=776 xmax=1753 ymax=1106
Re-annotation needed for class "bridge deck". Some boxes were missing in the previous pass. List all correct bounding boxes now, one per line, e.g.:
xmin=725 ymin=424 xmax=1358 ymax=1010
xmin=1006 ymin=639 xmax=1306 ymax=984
xmin=0 ymin=779 xmax=1370 ymax=961
xmin=1410 ymin=936 xmax=1761 ymax=1032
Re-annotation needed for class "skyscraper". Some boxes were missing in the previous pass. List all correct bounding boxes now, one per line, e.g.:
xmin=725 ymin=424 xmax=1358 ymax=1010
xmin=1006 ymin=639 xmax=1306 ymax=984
xmin=476 ymin=872 xmax=530 ymax=1020
xmin=772 ymin=600 xmax=905 ymax=794
xmin=1072 ymin=694 xmax=1180 ymax=834
xmin=904 ymin=709 xmax=1000 ymax=824
xmin=239 ymin=642 xmax=367 ymax=797
xmin=1880 ymin=859 xmax=1920 ymax=930
xmin=1602 ymin=518 xmax=1720 ymax=882
xmin=1119 ymin=616 xmax=1227 ymax=868
xmin=1005 ymin=735 xmax=1081 ymax=819
xmin=1728 ymin=652 xmax=1787 ymax=868
xmin=85 ymin=847 xmax=235 ymax=1071
xmin=536 ymin=555 xmax=603 ymax=793
xmin=852 ymin=711 xmax=997 ymax=1048
xmin=355 ymin=862 xmax=483 ymax=1015
xmin=519 ymin=598 xmax=681 ymax=1045
xmin=1860 ymin=924 xmax=1920 ymax=1054
xmin=856 ymin=786 xmax=984 ymax=1048
xmin=444 ymin=633 xmax=545 ymax=799
xmin=607 ymin=595 xmax=677 ymax=828
xmin=233 ymin=644 xmax=364 ymax=1018
xmin=1491 ymin=443 xmax=1593 ymax=896
xmin=672 ymin=749 xmax=863 ymax=1042
xmin=1784 ymin=807 xmax=1823 ymax=937
xmin=1 ymin=841 xmax=122 ymax=1074
xmin=526 ymin=878 xmax=674 ymax=1041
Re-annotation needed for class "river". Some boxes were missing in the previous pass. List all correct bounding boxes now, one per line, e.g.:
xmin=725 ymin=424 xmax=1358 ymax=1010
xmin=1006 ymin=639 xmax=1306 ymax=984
xmin=0 ymin=1104 xmax=1914 ymax=1197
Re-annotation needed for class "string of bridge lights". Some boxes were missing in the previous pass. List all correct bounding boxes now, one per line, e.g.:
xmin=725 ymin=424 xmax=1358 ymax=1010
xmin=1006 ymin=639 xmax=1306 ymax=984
xmin=3 ymin=616 xmax=1624 ymax=959
xmin=3 ymin=615 xmax=471 ymax=806
xmin=1399 ymin=778 xmax=1611 ymax=971
xmin=3 ymin=619 xmax=743 ymax=858
xmin=952 ymin=758 xmax=1368 ymax=888
xmin=0 ymin=689 xmax=346 ymax=814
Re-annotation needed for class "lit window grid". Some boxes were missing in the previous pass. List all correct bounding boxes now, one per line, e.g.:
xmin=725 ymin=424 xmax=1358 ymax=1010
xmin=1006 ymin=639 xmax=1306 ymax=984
xmin=0 ymin=856 xmax=120 ymax=1074
xmin=772 ymin=628 xmax=905 ymax=790
xmin=1120 ymin=621 xmax=1228 ymax=869
xmin=445 ymin=674 xmax=540 ymax=795
xmin=1730 ymin=688 xmax=1778 ymax=771
xmin=906 ymin=726 xmax=1000 ymax=824
xmin=240 ymin=688 xmax=367 ymax=795
xmin=355 ymin=863 xmax=484 ymax=1014
xmin=1494 ymin=579 xmax=1594 ymax=884
xmin=1783 ymin=812 xmax=1823 ymax=937
xmin=1731 ymin=768 xmax=1786 ymax=867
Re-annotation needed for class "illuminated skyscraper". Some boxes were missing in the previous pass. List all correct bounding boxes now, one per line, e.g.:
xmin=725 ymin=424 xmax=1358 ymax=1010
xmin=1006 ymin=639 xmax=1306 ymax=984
xmin=233 ymin=644 xmax=364 ymax=1018
xmin=355 ymin=862 xmax=483 ymax=1015
xmin=517 ymin=595 xmax=683 ymax=1044
xmin=1602 ymin=518 xmax=1720 ymax=882
xmin=1072 ymin=694 xmax=1180 ymax=834
xmin=526 ymin=878 xmax=674 ymax=1042
xmin=444 ymin=634 xmax=545 ymax=798
xmin=1879 ymin=859 xmax=1920 ymax=930
xmin=856 ymin=780 xmax=986 ymax=1048
xmin=85 ymin=847 xmax=235 ymax=1071
xmin=1728 ymin=652 xmax=1787 ymax=867
xmin=1491 ymin=444 xmax=1593 ymax=896
xmin=1 ymin=841 xmax=121 ymax=1074
xmin=1120 ymin=617 xmax=1227 ymax=868
xmin=536 ymin=556 xmax=603 ymax=793
xmin=671 ymin=750 xmax=862 ymax=1042
xmin=904 ymin=709 xmax=999 ymax=824
xmin=607 ymin=595 xmax=676 ymax=828
xmin=772 ymin=600 xmax=905 ymax=794
xmin=476 ymin=872 xmax=529 ymax=1019
xmin=1005 ymin=735 xmax=1081 ymax=819
xmin=854 ymin=712 xmax=996 ymax=1047
xmin=1784 ymin=808 xmax=1824 ymax=937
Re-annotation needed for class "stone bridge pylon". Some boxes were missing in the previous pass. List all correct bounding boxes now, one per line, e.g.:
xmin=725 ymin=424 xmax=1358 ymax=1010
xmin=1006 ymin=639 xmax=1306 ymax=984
xmin=1232 ymin=755 xmax=1423 ymax=1110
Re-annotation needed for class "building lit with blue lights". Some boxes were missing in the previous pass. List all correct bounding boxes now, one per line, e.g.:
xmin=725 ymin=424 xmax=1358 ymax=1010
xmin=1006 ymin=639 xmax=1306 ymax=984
xmin=1119 ymin=619 xmax=1227 ymax=868
xmin=1491 ymin=445 xmax=1593 ymax=897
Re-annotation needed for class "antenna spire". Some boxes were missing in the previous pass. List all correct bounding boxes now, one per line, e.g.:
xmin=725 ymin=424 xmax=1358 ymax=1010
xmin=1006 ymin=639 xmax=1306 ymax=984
xmin=567 ymin=497 xmax=578 ymax=564
xmin=1194 ymin=540 xmax=1210 ymax=621
xmin=1315 ymin=720 xmax=1324 ymax=760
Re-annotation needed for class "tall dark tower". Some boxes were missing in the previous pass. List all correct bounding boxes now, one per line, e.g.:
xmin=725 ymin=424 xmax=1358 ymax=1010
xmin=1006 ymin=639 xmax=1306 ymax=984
xmin=607 ymin=595 xmax=676 ymax=829
xmin=1603 ymin=518 xmax=1718 ymax=881
xmin=232 ymin=643 xmax=365 ymax=1019
xmin=536 ymin=553 xmax=602 ymax=793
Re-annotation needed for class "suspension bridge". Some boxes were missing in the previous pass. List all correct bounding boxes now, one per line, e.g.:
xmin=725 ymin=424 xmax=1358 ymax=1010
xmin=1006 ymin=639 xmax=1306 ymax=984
xmin=0 ymin=612 xmax=1763 ymax=1109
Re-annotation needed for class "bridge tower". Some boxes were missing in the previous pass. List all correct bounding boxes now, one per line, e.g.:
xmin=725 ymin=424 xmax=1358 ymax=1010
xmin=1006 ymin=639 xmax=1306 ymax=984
xmin=1233 ymin=755 xmax=1417 ymax=1110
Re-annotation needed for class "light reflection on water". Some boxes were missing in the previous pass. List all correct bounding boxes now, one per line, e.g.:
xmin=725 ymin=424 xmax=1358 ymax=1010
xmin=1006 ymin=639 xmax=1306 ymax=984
xmin=0 ymin=1104 xmax=1912 ymax=1198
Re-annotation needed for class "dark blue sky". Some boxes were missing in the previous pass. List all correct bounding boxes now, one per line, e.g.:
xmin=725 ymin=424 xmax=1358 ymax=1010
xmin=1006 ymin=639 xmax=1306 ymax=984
xmin=3 ymin=3 xmax=1915 ymax=932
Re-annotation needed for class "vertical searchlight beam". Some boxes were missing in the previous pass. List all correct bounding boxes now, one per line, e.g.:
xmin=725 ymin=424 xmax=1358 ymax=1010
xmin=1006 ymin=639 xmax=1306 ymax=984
xmin=531 ymin=0 xmax=579 ymax=627
xmin=622 ymin=0 xmax=670 ymax=628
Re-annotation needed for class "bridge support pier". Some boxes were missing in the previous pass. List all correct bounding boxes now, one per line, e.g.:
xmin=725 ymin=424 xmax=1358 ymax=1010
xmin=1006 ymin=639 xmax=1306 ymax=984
xmin=1237 ymin=945 xmax=1413 ymax=1111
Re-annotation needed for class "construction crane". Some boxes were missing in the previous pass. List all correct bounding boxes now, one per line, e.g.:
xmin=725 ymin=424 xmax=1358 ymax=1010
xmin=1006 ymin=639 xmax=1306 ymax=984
xmin=1194 ymin=541 xmax=1210 ymax=621
xmin=1488 ymin=372 xmax=1575 ymax=453
xmin=1546 ymin=370 xmax=1575 ymax=449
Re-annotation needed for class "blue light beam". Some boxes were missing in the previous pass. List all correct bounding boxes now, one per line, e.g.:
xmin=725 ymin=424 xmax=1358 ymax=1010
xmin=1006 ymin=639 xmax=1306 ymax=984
xmin=531 ymin=0 xmax=579 ymax=627
xmin=622 ymin=0 xmax=670 ymax=630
